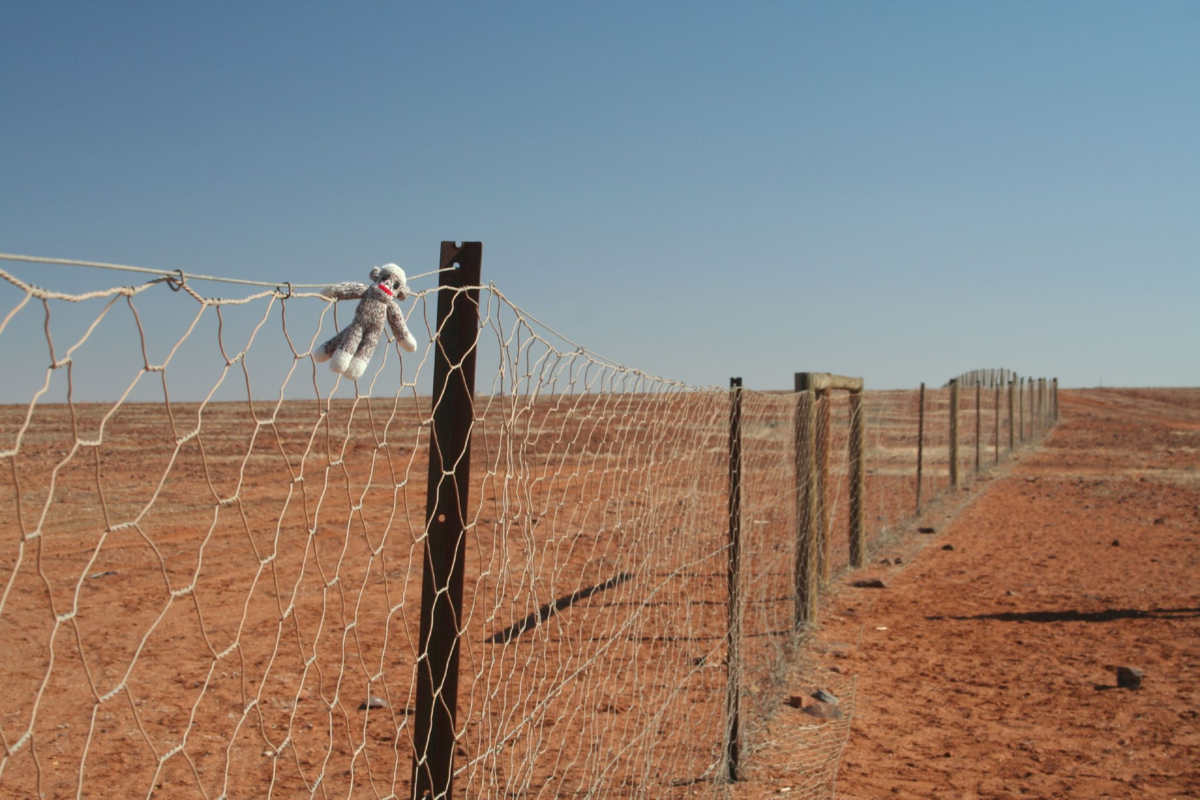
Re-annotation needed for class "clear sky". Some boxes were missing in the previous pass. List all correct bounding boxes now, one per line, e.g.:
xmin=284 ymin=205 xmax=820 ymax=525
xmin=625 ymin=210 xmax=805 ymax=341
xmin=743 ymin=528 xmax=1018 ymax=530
xmin=2 ymin=1 xmax=1198 ymax=400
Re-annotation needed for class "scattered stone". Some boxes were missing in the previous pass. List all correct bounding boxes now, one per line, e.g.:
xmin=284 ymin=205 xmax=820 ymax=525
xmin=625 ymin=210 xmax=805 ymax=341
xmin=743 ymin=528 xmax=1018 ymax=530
xmin=828 ymin=666 xmax=843 ymax=674
xmin=786 ymin=694 xmax=813 ymax=709
xmin=1116 ymin=666 xmax=1143 ymax=690
xmin=1006 ymin=590 xmax=1017 ymax=596
xmin=880 ymin=558 xmax=891 ymax=565
xmin=918 ymin=526 xmax=935 ymax=534
xmin=941 ymin=544 xmax=954 ymax=551
xmin=812 ymin=689 xmax=839 ymax=705
xmin=801 ymin=702 xmax=843 ymax=720
xmin=360 ymin=696 xmax=389 ymax=710
xmin=1153 ymin=517 xmax=1165 ymax=525
xmin=851 ymin=578 xmax=887 ymax=589
xmin=893 ymin=557 xmax=903 ymax=565
xmin=87 ymin=571 xmax=118 ymax=580
xmin=1111 ymin=539 xmax=1120 ymax=547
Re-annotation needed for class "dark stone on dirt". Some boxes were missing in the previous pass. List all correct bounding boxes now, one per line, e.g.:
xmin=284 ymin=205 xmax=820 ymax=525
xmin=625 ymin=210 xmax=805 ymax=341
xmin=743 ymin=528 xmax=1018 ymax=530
xmin=87 ymin=571 xmax=119 ymax=580
xmin=918 ymin=526 xmax=936 ymax=534
xmin=360 ymin=696 xmax=389 ymax=710
xmin=851 ymin=578 xmax=887 ymax=589
xmin=812 ymin=689 xmax=839 ymax=705
xmin=1111 ymin=539 xmax=1120 ymax=547
xmin=1116 ymin=666 xmax=1143 ymax=690
xmin=801 ymin=702 xmax=843 ymax=720
xmin=941 ymin=544 xmax=954 ymax=551
xmin=1153 ymin=517 xmax=1165 ymax=525
xmin=880 ymin=558 xmax=891 ymax=565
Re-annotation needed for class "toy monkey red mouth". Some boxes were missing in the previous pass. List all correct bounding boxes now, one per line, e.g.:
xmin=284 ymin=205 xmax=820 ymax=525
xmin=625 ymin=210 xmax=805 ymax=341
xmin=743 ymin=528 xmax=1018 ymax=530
xmin=377 ymin=283 xmax=394 ymax=297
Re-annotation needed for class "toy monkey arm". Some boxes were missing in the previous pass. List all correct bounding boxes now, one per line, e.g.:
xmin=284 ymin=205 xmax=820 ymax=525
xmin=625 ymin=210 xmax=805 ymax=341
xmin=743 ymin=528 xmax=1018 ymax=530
xmin=322 ymin=282 xmax=369 ymax=301
xmin=387 ymin=303 xmax=418 ymax=353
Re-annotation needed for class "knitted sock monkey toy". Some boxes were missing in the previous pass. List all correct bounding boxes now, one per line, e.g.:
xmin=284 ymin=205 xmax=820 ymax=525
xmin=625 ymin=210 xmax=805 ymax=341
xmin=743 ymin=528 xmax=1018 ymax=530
xmin=314 ymin=263 xmax=418 ymax=379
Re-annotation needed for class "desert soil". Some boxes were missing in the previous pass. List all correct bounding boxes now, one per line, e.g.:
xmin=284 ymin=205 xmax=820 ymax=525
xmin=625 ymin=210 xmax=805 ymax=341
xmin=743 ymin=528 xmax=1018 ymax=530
xmin=804 ymin=389 xmax=1199 ymax=798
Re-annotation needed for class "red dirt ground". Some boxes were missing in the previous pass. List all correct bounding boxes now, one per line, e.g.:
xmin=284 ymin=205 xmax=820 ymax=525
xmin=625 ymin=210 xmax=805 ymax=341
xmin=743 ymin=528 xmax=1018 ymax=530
xmin=806 ymin=389 xmax=1200 ymax=798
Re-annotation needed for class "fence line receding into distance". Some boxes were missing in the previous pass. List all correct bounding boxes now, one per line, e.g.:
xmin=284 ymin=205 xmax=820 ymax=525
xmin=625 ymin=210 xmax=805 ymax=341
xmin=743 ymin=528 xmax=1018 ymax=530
xmin=0 ymin=247 xmax=1058 ymax=799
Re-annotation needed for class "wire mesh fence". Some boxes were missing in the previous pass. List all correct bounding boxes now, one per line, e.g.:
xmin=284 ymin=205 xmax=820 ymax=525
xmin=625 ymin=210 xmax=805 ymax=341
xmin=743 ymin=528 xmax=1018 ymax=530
xmin=0 ymin=250 xmax=1057 ymax=798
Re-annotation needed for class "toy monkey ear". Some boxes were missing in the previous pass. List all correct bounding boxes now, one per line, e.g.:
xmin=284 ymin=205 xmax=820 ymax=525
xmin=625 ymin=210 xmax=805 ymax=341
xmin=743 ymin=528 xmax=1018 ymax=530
xmin=369 ymin=266 xmax=383 ymax=282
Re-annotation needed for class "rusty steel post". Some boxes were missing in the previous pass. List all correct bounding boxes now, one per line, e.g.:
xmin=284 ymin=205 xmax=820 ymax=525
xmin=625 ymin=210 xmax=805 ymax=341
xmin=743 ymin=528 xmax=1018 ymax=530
xmin=975 ymin=382 xmax=981 ymax=472
xmin=725 ymin=377 xmax=743 ymax=782
xmin=412 ymin=242 xmax=483 ymax=800
xmin=949 ymin=379 xmax=959 ymax=488
xmin=916 ymin=382 xmax=925 ymax=513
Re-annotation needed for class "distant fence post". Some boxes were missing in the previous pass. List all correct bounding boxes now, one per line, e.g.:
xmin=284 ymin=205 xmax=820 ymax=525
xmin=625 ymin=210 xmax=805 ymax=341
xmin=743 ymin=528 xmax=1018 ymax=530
xmin=949 ymin=379 xmax=959 ymax=488
xmin=1018 ymin=377 xmax=1024 ymax=443
xmin=1053 ymin=377 xmax=1059 ymax=422
xmin=993 ymin=382 xmax=1000 ymax=464
xmin=816 ymin=388 xmax=832 ymax=583
xmin=725 ymin=377 xmax=743 ymax=782
xmin=412 ymin=241 xmax=483 ymax=800
xmin=848 ymin=385 xmax=865 ymax=568
xmin=1008 ymin=378 xmax=1015 ymax=451
xmin=975 ymin=382 xmax=981 ymax=472
xmin=794 ymin=373 xmax=818 ymax=627
xmin=916 ymin=382 xmax=925 ymax=513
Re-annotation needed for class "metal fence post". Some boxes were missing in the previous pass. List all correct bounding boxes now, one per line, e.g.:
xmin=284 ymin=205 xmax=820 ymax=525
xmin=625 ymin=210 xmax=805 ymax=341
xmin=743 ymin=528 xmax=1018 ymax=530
xmin=916 ymin=382 xmax=925 ymax=514
xmin=794 ymin=373 xmax=818 ymax=627
xmin=949 ymin=379 xmax=959 ymax=488
xmin=1008 ymin=378 xmax=1015 ymax=451
xmin=412 ymin=242 xmax=483 ymax=800
xmin=725 ymin=377 xmax=743 ymax=782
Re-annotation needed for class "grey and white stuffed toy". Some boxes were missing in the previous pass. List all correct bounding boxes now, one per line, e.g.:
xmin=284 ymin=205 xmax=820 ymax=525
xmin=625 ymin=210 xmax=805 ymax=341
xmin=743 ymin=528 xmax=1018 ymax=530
xmin=314 ymin=263 xmax=418 ymax=379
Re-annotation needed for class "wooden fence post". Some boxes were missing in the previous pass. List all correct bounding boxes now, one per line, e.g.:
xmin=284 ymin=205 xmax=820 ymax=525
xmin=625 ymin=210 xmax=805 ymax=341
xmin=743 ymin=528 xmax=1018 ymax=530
xmin=794 ymin=373 xmax=818 ymax=626
xmin=725 ymin=377 xmax=743 ymax=782
xmin=975 ymin=382 xmax=981 ymax=472
xmin=412 ymin=242 xmax=483 ymax=800
xmin=1053 ymin=377 xmax=1059 ymax=422
xmin=916 ymin=382 xmax=925 ymax=514
xmin=848 ymin=387 xmax=865 ymax=568
xmin=949 ymin=379 xmax=959 ymax=488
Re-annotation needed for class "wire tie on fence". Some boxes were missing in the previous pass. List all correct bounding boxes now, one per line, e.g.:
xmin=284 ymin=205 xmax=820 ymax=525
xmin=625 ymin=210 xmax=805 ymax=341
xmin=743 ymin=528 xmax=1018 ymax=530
xmin=56 ymin=609 xmax=77 ymax=622
xmin=159 ymin=743 xmax=186 ymax=763
xmin=243 ymin=699 xmax=258 ymax=715
xmin=26 ymin=528 xmax=42 ymax=540
xmin=281 ymin=603 xmax=294 ymax=620
xmin=216 ymin=642 xmax=238 ymax=660
xmin=171 ymin=584 xmax=195 ymax=598
xmin=11 ymin=730 xmax=31 ymax=754
xmin=259 ymin=552 xmax=276 ymax=566
xmin=98 ymin=682 xmax=125 ymax=703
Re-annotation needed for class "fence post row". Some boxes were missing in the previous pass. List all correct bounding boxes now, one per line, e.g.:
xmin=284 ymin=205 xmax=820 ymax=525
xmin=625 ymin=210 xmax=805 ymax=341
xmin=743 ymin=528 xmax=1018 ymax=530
xmin=1008 ymin=378 xmax=1015 ymax=451
xmin=915 ymin=382 xmax=925 ymax=514
xmin=725 ymin=377 xmax=743 ymax=782
xmin=794 ymin=373 xmax=819 ymax=627
xmin=412 ymin=242 xmax=483 ymax=800
xmin=949 ymin=379 xmax=959 ymax=488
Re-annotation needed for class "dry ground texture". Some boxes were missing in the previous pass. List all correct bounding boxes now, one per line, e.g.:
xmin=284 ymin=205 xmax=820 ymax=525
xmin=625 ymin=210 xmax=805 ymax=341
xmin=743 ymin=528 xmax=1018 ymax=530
xmin=785 ymin=389 xmax=1198 ymax=799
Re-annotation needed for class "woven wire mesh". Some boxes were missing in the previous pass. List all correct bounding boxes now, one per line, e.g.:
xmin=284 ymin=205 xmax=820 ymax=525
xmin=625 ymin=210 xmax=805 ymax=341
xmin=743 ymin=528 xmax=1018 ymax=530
xmin=0 ymin=262 xmax=1048 ymax=798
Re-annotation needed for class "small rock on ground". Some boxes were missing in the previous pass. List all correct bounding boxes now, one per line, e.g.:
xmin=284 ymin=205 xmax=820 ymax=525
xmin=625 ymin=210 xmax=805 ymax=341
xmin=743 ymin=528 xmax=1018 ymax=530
xmin=1116 ymin=666 xmax=1143 ymax=690
xmin=851 ymin=578 xmax=887 ymax=589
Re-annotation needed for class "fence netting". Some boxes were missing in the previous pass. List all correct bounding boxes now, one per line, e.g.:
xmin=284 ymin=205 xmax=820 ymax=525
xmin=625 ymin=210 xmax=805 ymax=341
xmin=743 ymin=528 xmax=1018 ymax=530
xmin=0 ymin=262 xmax=1050 ymax=798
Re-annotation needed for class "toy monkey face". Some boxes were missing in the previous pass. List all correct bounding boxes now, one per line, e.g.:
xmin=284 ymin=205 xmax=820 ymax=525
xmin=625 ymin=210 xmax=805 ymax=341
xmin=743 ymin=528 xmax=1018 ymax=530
xmin=368 ymin=265 xmax=409 ymax=300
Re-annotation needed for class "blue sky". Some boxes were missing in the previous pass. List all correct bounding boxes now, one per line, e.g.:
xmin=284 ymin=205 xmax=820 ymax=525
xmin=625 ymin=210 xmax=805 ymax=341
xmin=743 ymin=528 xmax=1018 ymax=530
xmin=2 ymin=1 xmax=1197 ymax=400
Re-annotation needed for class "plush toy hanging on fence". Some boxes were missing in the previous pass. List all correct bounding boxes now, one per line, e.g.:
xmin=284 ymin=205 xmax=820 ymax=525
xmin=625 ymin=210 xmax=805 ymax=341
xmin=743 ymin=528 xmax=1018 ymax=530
xmin=314 ymin=263 xmax=418 ymax=379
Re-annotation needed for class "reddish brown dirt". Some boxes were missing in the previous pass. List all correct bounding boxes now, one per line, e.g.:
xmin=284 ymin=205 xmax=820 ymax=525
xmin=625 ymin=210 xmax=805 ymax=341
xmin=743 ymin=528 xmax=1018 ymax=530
xmin=816 ymin=389 xmax=1200 ymax=798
